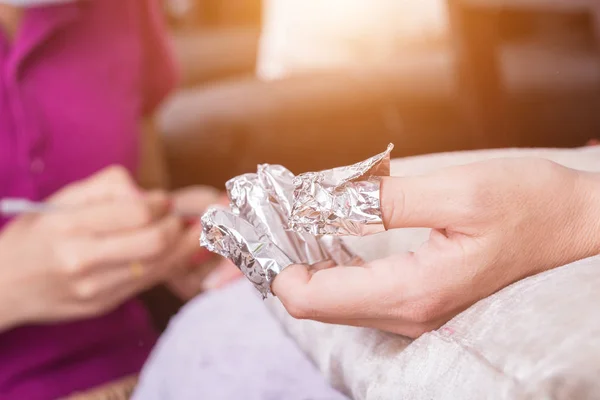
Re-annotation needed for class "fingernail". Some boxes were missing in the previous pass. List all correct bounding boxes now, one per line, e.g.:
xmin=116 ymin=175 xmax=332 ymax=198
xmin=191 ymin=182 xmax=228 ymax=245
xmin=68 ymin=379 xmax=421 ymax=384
xmin=191 ymin=249 xmax=213 ymax=265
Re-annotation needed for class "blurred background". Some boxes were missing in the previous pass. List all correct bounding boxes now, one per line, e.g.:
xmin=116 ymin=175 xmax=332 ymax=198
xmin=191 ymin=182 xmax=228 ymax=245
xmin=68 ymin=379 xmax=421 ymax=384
xmin=158 ymin=0 xmax=600 ymax=190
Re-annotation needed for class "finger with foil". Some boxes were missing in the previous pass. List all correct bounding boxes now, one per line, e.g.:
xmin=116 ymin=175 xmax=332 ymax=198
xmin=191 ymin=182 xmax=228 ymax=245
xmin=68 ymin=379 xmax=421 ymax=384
xmin=200 ymin=145 xmax=395 ymax=297
xmin=228 ymin=169 xmax=328 ymax=264
xmin=289 ymin=143 xmax=394 ymax=236
xmin=200 ymin=208 xmax=293 ymax=298
xmin=226 ymin=173 xmax=307 ymax=263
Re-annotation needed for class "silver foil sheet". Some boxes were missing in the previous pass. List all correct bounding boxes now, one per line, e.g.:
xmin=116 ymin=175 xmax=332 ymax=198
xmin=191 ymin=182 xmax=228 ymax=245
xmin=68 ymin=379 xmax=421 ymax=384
xmin=289 ymin=143 xmax=394 ymax=236
xmin=200 ymin=208 xmax=293 ymax=297
xmin=200 ymin=145 xmax=393 ymax=297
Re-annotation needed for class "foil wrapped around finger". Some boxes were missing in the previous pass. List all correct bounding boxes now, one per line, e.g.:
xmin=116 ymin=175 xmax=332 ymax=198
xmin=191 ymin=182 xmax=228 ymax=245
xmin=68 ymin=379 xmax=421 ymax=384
xmin=227 ymin=170 xmax=327 ymax=265
xmin=200 ymin=208 xmax=293 ymax=298
xmin=289 ymin=143 xmax=394 ymax=236
xmin=200 ymin=145 xmax=394 ymax=297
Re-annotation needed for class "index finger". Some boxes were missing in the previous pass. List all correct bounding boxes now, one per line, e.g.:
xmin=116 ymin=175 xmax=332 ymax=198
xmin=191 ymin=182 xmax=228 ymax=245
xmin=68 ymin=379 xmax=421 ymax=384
xmin=51 ymin=165 xmax=140 ymax=206
xmin=68 ymin=191 xmax=170 ymax=234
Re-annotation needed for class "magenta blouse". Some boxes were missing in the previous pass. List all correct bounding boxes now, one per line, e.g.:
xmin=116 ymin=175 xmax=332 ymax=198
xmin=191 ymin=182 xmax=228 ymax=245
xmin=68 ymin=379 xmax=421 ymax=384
xmin=0 ymin=1 xmax=177 ymax=398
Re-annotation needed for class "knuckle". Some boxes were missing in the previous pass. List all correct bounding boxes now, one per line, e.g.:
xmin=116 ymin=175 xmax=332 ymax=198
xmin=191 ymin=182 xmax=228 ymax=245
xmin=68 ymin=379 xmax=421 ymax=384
xmin=463 ymin=158 xmax=563 ymax=214
xmin=529 ymin=159 xmax=565 ymax=186
xmin=387 ymin=193 xmax=405 ymax=229
xmin=380 ymin=178 xmax=405 ymax=228
xmin=131 ymin=204 xmax=153 ymax=226
xmin=49 ymin=178 xmax=86 ymax=203
xmin=73 ymin=282 xmax=98 ymax=301
xmin=404 ymin=323 xmax=436 ymax=339
xmin=462 ymin=175 xmax=498 ymax=216
xmin=403 ymin=299 xmax=440 ymax=325
xmin=284 ymin=293 xmax=313 ymax=320
xmin=104 ymin=164 xmax=130 ymax=181
xmin=146 ymin=227 xmax=171 ymax=256
xmin=53 ymin=242 xmax=85 ymax=276
xmin=102 ymin=165 xmax=137 ymax=191
xmin=58 ymin=181 xmax=85 ymax=199
xmin=60 ymin=257 xmax=83 ymax=276
xmin=287 ymin=304 xmax=310 ymax=320
xmin=43 ymin=214 xmax=72 ymax=233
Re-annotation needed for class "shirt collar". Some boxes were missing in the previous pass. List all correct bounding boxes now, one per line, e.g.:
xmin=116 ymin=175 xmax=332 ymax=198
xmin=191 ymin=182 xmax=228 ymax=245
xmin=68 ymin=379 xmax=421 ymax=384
xmin=7 ymin=2 xmax=83 ymax=77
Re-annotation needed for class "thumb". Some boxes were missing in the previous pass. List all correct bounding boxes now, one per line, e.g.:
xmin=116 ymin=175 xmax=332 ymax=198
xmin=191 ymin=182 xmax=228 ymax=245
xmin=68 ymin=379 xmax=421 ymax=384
xmin=52 ymin=165 xmax=140 ymax=205
xmin=272 ymin=254 xmax=417 ymax=320
xmin=380 ymin=169 xmax=475 ymax=230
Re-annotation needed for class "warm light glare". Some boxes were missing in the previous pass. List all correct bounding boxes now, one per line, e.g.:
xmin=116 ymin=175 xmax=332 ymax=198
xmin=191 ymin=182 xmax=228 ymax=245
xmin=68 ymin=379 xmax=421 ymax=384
xmin=259 ymin=0 xmax=449 ymax=79
xmin=281 ymin=0 xmax=448 ymax=40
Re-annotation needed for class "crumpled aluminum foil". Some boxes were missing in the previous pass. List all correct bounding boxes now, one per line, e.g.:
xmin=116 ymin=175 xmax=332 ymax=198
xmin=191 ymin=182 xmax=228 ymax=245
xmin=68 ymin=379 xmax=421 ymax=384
xmin=200 ymin=208 xmax=293 ymax=297
xmin=289 ymin=143 xmax=393 ymax=236
xmin=200 ymin=144 xmax=393 ymax=297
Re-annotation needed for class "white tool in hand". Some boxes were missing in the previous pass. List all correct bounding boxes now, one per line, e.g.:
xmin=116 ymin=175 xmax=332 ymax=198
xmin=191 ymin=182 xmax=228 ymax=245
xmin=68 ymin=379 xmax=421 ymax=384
xmin=0 ymin=198 xmax=201 ymax=218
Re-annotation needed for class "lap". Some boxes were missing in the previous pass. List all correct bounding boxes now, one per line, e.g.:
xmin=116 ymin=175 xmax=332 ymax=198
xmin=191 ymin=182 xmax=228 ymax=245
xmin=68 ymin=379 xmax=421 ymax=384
xmin=132 ymin=280 xmax=347 ymax=400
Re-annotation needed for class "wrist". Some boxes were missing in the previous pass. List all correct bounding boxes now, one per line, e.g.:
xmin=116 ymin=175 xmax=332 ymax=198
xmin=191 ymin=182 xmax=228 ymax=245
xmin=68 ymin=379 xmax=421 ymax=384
xmin=0 ymin=232 xmax=28 ymax=332
xmin=0 ymin=282 xmax=24 ymax=332
xmin=0 ymin=274 xmax=28 ymax=332
xmin=574 ymin=170 xmax=600 ymax=258
xmin=0 ymin=312 xmax=21 ymax=332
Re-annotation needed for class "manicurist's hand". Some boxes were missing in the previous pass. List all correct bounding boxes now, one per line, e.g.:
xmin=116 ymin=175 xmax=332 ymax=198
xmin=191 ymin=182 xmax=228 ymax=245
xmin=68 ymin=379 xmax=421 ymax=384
xmin=0 ymin=166 xmax=186 ymax=331
xmin=163 ymin=186 xmax=242 ymax=300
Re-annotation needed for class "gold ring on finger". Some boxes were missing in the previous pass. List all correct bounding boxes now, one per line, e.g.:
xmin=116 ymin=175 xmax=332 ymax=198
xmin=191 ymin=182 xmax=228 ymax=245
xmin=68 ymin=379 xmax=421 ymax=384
xmin=129 ymin=261 xmax=145 ymax=278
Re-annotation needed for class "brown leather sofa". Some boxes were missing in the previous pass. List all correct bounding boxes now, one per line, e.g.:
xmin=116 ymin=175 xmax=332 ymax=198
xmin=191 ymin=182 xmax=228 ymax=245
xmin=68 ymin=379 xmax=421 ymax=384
xmin=159 ymin=0 xmax=600 ymax=193
xmin=448 ymin=0 xmax=600 ymax=149
xmin=158 ymin=62 xmax=466 ymax=190
xmin=159 ymin=62 xmax=599 ymax=193
xmin=160 ymin=0 xmax=470 ymax=190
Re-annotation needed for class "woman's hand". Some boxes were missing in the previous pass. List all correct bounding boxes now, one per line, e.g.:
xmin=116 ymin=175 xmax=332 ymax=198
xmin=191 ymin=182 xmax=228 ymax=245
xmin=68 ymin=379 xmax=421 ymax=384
xmin=272 ymin=158 xmax=600 ymax=338
xmin=163 ymin=186 xmax=242 ymax=300
xmin=0 ymin=166 xmax=186 ymax=331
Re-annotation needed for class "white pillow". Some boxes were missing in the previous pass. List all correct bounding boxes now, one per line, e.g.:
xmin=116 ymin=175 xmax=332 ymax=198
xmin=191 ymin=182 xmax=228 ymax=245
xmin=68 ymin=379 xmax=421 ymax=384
xmin=257 ymin=0 xmax=449 ymax=80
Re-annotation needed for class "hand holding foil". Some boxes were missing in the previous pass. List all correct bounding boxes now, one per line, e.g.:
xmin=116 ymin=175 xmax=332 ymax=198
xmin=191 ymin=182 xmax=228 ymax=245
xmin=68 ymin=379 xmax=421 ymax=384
xmin=200 ymin=144 xmax=393 ymax=297
xmin=269 ymin=157 xmax=600 ymax=340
